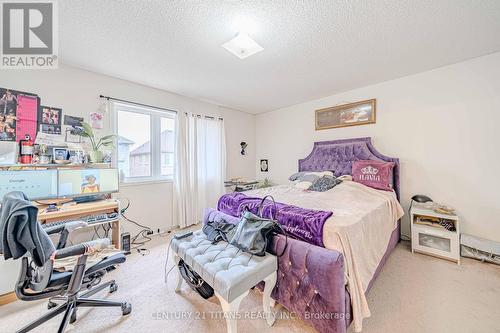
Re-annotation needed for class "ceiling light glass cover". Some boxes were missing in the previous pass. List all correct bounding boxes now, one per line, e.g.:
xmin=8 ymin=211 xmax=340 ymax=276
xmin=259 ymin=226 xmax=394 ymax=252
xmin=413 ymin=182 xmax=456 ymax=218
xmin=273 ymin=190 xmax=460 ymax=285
xmin=222 ymin=33 xmax=263 ymax=59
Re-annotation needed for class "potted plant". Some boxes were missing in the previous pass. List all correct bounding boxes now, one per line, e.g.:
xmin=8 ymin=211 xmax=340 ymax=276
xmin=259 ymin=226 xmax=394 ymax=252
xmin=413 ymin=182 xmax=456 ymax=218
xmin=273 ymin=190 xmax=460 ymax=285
xmin=77 ymin=122 xmax=115 ymax=163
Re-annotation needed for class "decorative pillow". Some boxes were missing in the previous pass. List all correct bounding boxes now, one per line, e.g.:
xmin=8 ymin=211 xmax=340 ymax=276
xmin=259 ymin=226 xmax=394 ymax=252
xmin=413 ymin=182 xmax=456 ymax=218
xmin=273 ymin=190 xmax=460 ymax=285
xmin=289 ymin=171 xmax=334 ymax=190
xmin=338 ymin=175 xmax=353 ymax=181
xmin=309 ymin=175 xmax=342 ymax=192
xmin=294 ymin=181 xmax=314 ymax=190
xmin=288 ymin=171 xmax=333 ymax=182
xmin=352 ymin=160 xmax=395 ymax=191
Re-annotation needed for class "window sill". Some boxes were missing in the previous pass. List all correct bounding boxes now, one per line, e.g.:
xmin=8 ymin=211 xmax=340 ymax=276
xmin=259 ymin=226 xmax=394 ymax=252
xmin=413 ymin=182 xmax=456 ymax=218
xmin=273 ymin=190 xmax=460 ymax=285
xmin=120 ymin=178 xmax=173 ymax=187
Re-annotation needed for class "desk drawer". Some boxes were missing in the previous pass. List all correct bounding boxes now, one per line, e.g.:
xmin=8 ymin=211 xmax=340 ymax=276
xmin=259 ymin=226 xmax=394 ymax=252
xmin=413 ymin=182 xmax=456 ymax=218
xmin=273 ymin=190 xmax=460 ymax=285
xmin=412 ymin=224 xmax=459 ymax=261
xmin=418 ymin=233 xmax=450 ymax=252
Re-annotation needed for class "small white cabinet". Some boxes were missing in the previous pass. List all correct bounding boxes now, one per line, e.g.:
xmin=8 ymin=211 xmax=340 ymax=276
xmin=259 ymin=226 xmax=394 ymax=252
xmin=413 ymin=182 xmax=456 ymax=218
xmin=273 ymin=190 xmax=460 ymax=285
xmin=0 ymin=256 xmax=20 ymax=296
xmin=410 ymin=206 xmax=460 ymax=264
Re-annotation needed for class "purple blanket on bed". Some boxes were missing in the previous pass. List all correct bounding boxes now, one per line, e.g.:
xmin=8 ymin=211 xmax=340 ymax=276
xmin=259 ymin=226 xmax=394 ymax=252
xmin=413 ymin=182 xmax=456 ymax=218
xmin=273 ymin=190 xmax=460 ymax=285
xmin=217 ymin=192 xmax=332 ymax=247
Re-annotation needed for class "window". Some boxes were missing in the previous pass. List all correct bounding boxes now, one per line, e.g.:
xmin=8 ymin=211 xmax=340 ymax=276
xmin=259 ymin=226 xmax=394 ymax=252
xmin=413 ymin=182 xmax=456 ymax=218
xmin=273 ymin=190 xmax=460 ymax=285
xmin=114 ymin=102 xmax=175 ymax=183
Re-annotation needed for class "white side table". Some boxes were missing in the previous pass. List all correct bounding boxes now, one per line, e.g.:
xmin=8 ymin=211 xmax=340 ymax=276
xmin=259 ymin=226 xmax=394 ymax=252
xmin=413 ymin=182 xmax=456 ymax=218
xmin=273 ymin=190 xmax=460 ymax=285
xmin=410 ymin=206 xmax=460 ymax=264
xmin=0 ymin=257 xmax=20 ymax=305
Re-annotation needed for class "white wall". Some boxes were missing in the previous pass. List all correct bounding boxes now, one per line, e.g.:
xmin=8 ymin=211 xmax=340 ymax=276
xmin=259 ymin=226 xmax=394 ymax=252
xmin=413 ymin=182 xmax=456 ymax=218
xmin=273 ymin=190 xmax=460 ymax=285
xmin=0 ymin=64 xmax=256 ymax=234
xmin=255 ymin=52 xmax=500 ymax=242
xmin=2 ymin=53 xmax=499 ymax=243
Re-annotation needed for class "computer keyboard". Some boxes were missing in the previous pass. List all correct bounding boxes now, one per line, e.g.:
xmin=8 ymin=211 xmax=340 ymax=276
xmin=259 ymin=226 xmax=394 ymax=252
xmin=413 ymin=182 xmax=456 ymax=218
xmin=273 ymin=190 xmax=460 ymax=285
xmin=43 ymin=212 xmax=119 ymax=228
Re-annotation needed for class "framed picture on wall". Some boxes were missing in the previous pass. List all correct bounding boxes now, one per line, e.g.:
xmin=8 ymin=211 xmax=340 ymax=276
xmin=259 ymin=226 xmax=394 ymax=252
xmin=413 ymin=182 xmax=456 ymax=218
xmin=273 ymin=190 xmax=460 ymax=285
xmin=260 ymin=159 xmax=268 ymax=172
xmin=52 ymin=147 xmax=68 ymax=161
xmin=315 ymin=99 xmax=376 ymax=130
xmin=39 ymin=106 xmax=62 ymax=134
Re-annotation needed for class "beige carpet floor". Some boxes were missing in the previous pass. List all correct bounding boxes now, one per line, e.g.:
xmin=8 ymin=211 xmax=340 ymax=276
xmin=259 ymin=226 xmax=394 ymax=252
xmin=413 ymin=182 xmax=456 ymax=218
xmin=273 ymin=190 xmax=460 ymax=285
xmin=2 ymin=230 xmax=500 ymax=333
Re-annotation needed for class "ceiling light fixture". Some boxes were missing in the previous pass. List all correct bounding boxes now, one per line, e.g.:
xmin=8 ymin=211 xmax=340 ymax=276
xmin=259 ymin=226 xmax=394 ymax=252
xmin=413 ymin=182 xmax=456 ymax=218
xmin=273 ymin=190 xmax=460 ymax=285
xmin=222 ymin=33 xmax=264 ymax=59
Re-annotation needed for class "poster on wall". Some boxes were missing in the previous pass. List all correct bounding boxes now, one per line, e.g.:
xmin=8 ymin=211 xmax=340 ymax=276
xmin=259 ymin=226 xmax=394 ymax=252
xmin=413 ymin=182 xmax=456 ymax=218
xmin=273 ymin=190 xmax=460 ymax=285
xmin=260 ymin=159 xmax=269 ymax=172
xmin=64 ymin=115 xmax=83 ymax=127
xmin=0 ymin=87 xmax=39 ymax=141
xmin=63 ymin=115 xmax=84 ymax=143
xmin=16 ymin=94 xmax=39 ymax=141
xmin=38 ymin=106 xmax=62 ymax=135
xmin=315 ymin=99 xmax=376 ymax=130
xmin=90 ymin=112 xmax=103 ymax=129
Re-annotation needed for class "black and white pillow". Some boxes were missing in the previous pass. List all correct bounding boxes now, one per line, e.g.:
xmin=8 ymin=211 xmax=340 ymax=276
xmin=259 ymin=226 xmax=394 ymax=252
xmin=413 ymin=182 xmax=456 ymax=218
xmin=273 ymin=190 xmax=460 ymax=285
xmin=309 ymin=175 xmax=342 ymax=192
xmin=288 ymin=171 xmax=334 ymax=189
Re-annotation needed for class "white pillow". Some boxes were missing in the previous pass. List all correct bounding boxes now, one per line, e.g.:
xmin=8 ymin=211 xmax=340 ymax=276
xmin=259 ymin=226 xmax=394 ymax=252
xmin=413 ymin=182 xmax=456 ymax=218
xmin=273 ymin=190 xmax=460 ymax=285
xmin=294 ymin=181 xmax=314 ymax=189
xmin=338 ymin=175 xmax=353 ymax=181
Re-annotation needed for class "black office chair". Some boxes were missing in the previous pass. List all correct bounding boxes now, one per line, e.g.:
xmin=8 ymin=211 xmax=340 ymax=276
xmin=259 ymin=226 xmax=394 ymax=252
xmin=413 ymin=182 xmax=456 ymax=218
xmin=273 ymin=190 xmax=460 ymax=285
xmin=10 ymin=219 xmax=131 ymax=333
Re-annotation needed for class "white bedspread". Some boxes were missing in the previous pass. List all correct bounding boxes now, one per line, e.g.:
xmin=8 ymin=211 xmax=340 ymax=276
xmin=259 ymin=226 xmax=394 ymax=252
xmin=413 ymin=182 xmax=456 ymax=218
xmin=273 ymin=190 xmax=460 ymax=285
xmin=246 ymin=180 xmax=404 ymax=332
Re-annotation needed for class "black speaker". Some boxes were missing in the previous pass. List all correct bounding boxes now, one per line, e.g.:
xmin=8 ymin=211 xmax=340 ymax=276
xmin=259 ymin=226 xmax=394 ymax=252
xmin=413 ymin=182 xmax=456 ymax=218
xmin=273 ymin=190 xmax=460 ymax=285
xmin=121 ymin=232 xmax=131 ymax=255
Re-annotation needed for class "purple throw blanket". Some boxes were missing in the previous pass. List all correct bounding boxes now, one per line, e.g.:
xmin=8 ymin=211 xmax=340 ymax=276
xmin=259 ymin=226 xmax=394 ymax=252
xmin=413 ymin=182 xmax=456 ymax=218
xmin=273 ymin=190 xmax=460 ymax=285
xmin=217 ymin=192 xmax=332 ymax=247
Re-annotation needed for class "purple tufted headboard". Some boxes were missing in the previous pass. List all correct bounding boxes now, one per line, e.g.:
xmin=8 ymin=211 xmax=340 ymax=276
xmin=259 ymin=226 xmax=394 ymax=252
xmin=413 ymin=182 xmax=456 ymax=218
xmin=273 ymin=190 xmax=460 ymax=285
xmin=298 ymin=137 xmax=400 ymax=201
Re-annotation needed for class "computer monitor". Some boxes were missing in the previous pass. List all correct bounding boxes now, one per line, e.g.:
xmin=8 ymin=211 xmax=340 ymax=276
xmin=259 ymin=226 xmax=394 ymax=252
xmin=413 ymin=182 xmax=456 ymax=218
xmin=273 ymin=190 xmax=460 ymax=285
xmin=0 ymin=170 xmax=58 ymax=201
xmin=58 ymin=168 xmax=119 ymax=198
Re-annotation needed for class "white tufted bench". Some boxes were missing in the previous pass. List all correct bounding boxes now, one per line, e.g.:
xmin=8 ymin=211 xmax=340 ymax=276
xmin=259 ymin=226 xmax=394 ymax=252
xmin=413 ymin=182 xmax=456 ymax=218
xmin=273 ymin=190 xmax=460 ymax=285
xmin=171 ymin=229 xmax=278 ymax=333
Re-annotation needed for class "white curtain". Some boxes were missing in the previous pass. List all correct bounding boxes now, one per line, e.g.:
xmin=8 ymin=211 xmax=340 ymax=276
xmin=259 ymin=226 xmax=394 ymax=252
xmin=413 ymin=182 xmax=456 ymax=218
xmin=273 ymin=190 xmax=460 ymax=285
xmin=173 ymin=113 xmax=226 ymax=228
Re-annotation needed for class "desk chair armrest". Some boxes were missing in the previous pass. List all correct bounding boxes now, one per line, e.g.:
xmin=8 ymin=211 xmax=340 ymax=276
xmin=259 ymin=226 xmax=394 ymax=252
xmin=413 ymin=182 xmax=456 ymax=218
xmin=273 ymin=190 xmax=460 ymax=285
xmin=53 ymin=238 xmax=111 ymax=260
xmin=44 ymin=221 xmax=89 ymax=249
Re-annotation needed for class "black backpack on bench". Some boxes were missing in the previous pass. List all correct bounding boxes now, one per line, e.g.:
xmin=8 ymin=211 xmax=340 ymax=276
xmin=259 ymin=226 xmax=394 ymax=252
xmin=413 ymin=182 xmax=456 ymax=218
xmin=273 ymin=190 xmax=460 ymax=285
xmin=202 ymin=220 xmax=237 ymax=244
xmin=178 ymin=220 xmax=235 ymax=299
xmin=177 ymin=259 xmax=214 ymax=299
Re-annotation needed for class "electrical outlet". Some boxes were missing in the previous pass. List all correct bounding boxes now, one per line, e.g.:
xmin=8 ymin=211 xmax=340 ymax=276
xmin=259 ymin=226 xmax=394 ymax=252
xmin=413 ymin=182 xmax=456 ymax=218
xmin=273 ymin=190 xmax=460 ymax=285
xmin=154 ymin=227 xmax=171 ymax=235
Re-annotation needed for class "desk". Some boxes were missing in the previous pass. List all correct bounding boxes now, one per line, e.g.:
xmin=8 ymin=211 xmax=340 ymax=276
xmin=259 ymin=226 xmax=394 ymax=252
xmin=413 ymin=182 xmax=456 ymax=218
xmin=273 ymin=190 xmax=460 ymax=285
xmin=36 ymin=199 xmax=122 ymax=249
xmin=224 ymin=180 xmax=258 ymax=192
xmin=0 ymin=164 xmax=120 ymax=306
xmin=0 ymin=199 xmax=122 ymax=306
xmin=0 ymin=163 xmax=111 ymax=170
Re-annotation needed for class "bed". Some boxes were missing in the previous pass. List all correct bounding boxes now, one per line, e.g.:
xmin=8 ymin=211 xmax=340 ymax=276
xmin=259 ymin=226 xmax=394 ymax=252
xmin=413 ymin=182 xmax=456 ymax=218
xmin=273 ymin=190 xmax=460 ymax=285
xmin=204 ymin=137 xmax=403 ymax=333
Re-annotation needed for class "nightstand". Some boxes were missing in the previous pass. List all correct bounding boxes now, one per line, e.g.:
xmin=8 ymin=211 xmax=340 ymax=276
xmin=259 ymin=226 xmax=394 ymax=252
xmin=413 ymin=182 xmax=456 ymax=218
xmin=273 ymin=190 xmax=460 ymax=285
xmin=410 ymin=205 xmax=460 ymax=264
xmin=224 ymin=180 xmax=258 ymax=192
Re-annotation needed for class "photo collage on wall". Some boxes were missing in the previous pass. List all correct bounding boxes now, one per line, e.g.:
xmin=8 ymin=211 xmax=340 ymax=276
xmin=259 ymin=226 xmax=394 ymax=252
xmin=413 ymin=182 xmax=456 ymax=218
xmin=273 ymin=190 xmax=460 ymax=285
xmin=39 ymin=106 xmax=62 ymax=134
xmin=0 ymin=87 xmax=67 ymax=142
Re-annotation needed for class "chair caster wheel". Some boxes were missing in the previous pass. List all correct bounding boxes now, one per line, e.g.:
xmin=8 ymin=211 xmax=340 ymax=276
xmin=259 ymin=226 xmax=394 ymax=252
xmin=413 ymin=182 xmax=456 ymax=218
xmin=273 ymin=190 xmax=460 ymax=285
xmin=121 ymin=302 xmax=132 ymax=316
xmin=109 ymin=282 xmax=118 ymax=293
xmin=47 ymin=301 xmax=57 ymax=309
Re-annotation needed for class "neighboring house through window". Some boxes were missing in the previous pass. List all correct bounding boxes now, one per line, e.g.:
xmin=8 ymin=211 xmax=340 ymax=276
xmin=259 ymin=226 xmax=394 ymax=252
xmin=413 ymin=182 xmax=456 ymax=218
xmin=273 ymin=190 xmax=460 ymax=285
xmin=114 ymin=102 xmax=175 ymax=183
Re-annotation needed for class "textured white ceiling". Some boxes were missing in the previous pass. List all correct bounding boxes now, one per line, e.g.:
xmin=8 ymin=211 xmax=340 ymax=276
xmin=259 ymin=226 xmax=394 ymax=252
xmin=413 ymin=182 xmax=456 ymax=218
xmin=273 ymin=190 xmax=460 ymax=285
xmin=59 ymin=0 xmax=500 ymax=113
